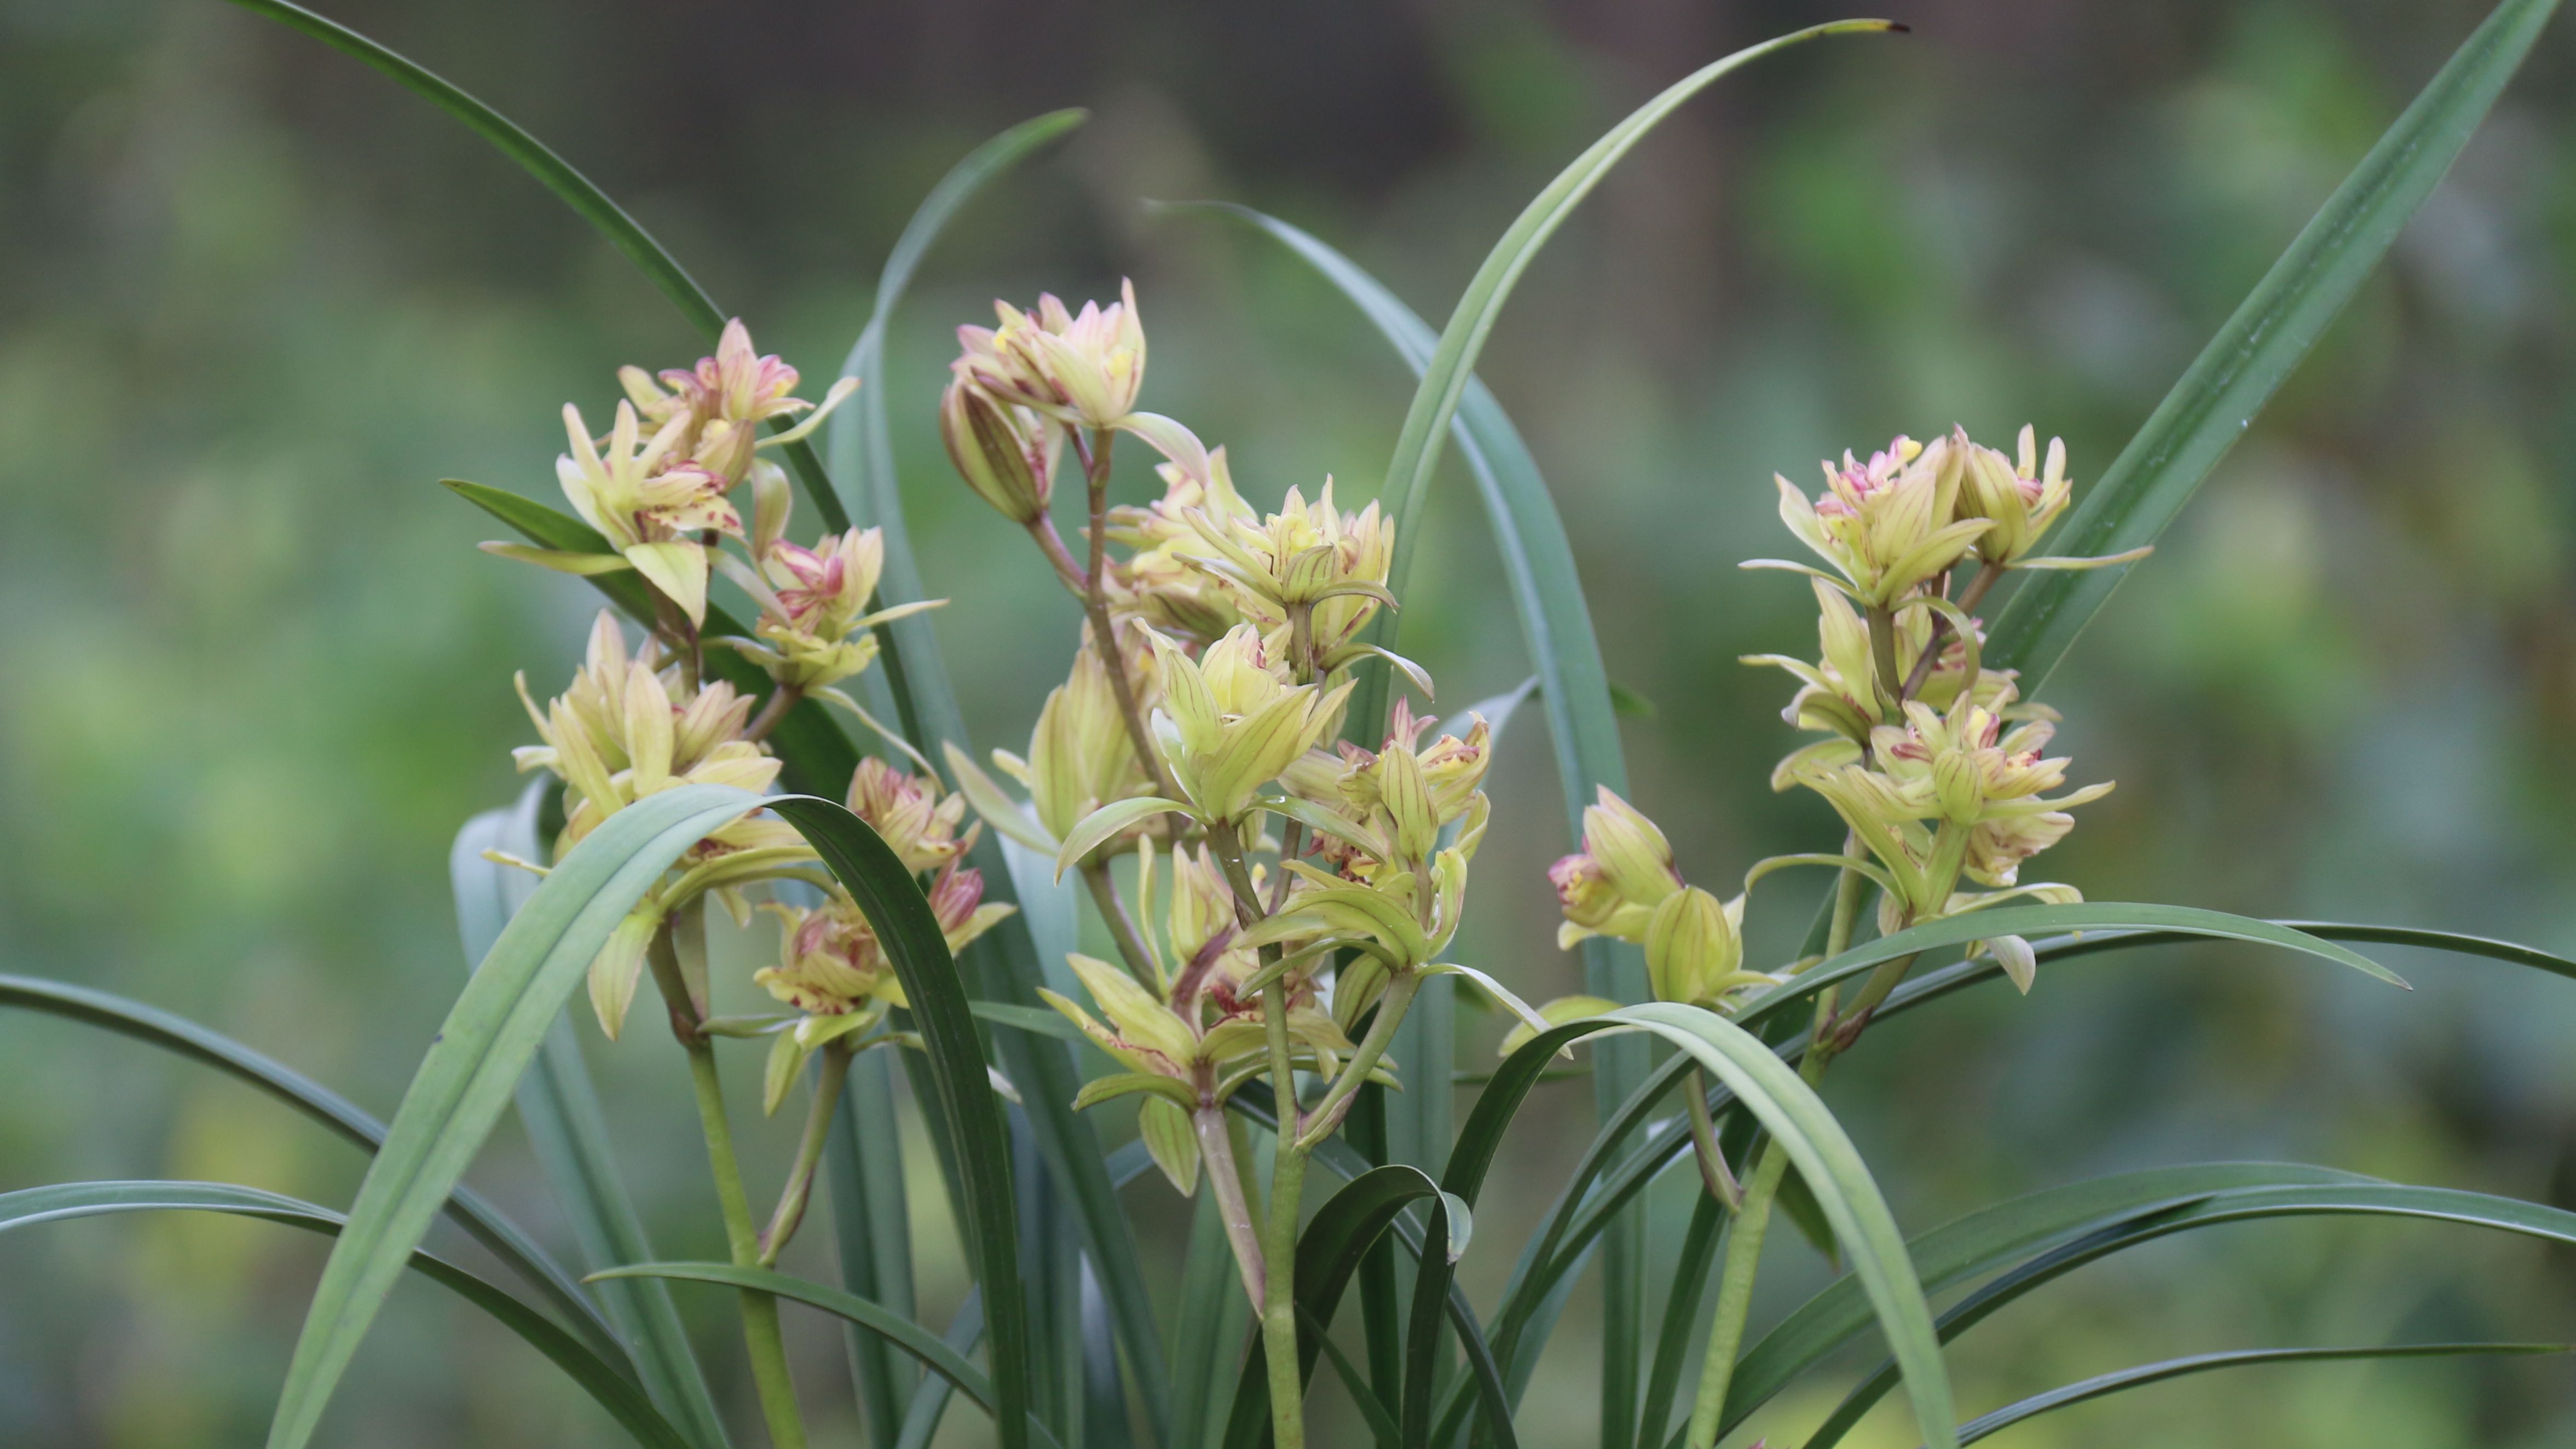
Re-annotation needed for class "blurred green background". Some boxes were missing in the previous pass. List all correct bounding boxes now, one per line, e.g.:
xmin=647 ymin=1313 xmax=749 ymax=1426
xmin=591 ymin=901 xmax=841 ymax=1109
xmin=5 ymin=0 xmax=2576 ymax=1444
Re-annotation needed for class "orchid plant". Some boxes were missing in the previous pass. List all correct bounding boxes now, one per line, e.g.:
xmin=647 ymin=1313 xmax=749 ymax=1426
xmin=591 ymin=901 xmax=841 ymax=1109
xmin=11 ymin=4 xmax=2574 ymax=1449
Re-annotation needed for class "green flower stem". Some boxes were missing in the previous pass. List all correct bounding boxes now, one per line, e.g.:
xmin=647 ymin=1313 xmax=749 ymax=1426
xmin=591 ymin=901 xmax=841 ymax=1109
xmin=1258 ymin=979 xmax=1310 ymax=1449
xmin=685 ymin=1032 xmax=810 ymax=1449
xmin=1206 ymin=815 xmax=1312 ymax=1449
xmin=1295 ymin=968 xmax=1419 ymax=1151
xmin=758 ymin=1039 xmax=854 ymax=1267
xmin=1898 ymin=562 xmax=2003 ymax=700
xmin=1864 ymin=604 xmax=1905 ymax=719
xmin=1195 ymin=1102 xmax=1268 ymax=1305
xmin=1081 ymin=858 xmax=1161 ymax=986
xmin=1682 ymin=1068 xmax=1741 ymax=1210
xmin=743 ymin=682 xmax=804 ymax=744
xmin=1684 ymin=999 xmax=1835 ymax=1449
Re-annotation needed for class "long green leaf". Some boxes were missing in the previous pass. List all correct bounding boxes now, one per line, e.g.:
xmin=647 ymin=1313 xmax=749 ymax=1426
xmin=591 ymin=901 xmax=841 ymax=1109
xmin=3 ymin=1181 xmax=686 ymax=1449
xmin=1361 ymin=17 xmax=1903 ymax=730
xmin=1225 ymin=1165 xmax=1505 ymax=1449
xmin=452 ymin=791 xmax=727 ymax=1449
xmin=1804 ymin=1182 xmax=2576 ymax=1448
xmin=828 ymin=1047 xmax=919 ymax=1445
xmin=1603 ymin=1004 xmax=1955 ymax=1449
xmin=1435 ymin=913 xmax=2570 ymax=1443
xmin=893 ymin=1291 xmax=985 ymax=1449
xmin=267 ymin=783 xmax=772 ymax=1449
xmin=1985 ymin=0 xmax=2563 ymax=689
xmin=1947 ymin=1341 xmax=2571 ymax=1446
xmin=1734 ymin=905 xmax=2406 ymax=1040
xmin=226 ymin=0 xmax=852 ymax=532
xmin=1172 ymin=1186 xmax=1256 ymax=1449
xmin=766 ymin=795 xmax=1037 ymax=1449
xmin=1725 ymin=1162 xmax=2374 ymax=1433
xmin=593 ymin=1263 xmax=1023 ymax=1430
xmin=0 ymin=972 xmax=625 ymax=1373
xmin=1223 ymin=1082 xmax=1520 ymax=1448
xmin=1635 ymin=1190 xmax=1729 ymax=1449
xmin=1222 ymin=1165 xmax=1445 ymax=1449
xmin=830 ymin=109 xmax=1085 ymax=750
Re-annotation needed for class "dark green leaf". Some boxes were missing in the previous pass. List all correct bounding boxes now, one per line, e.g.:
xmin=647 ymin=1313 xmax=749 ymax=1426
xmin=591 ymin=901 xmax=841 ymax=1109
xmin=1986 ymin=0 xmax=2563 ymax=689
xmin=0 ymin=972 xmax=624 ymax=1376
xmin=767 ymin=795 xmax=1038 ymax=1449
xmin=1634 ymin=1189 xmax=1728 ymax=1449
xmin=3 ymin=1181 xmax=686 ymax=1449
xmin=593 ymin=1262 xmax=1023 ymax=1427
xmin=1605 ymin=1005 xmax=1955 ymax=1449
xmin=828 ymin=1047 xmax=919 ymax=1446
xmin=269 ymin=783 xmax=773 ymax=1449
xmin=1725 ymin=1162 xmax=2373 ymax=1433
xmin=452 ymin=792 xmax=727 ymax=1448
xmin=1804 ymin=1182 xmax=2576 ymax=1448
xmin=892 ymin=1291 xmax=984 ymax=1449
xmin=1947 ymin=1341 xmax=2571 ymax=1446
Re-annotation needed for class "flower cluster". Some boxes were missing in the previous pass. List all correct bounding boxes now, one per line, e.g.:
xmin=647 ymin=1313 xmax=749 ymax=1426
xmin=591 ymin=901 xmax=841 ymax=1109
xmin=932 ymin=280 xmax=1539 ymax=1235
xmin=490 ymin=325 xmax=1010 ymax=1096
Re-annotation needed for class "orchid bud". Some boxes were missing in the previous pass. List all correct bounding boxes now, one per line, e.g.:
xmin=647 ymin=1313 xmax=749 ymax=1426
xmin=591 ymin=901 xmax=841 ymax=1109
xmin=941 ymin=374 xmax=1055 ymax=524
xmin=1956 ymin=424 xmax=2072 ymax=567
xmin=1581 ymin=788 xmax=1681 ymax=908
xmin=1644 ymin=886 xmax=1742 ymax=1006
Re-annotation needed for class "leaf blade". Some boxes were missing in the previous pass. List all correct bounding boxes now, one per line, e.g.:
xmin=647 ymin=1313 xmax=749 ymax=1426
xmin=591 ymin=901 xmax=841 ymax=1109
xmin=1985 ymin=0 xmax=2565 ymax=689
xmin=1949 ymin=1342 xmax=2572 ymax=1446
xmin=452 ymin=792 xmax=729 ymax=1448
xmin=267 ymin=783 xmax=772 ymax=1449
xmin=4 ymin=1181 xmax=688 ymax=1449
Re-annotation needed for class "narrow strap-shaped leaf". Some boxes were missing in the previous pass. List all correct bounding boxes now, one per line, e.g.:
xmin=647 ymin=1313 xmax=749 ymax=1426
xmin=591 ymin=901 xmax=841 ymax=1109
xmin=1985 ymin=0 xmax=2563 ymax=689
xmin=1171 ymin=1181 xmax=1256 ymax=1449
xmin=265 ymin=783 xmax=772 ymax=1449
xmin=226 ymin=0 xmax=852 ymax=532
xmin=1603 ymin=1004 xmax=1955 ymax=1449
xmin=592 ymin=1263 xmax=1009 ymax=1424
xmin=3 ymin=1181 xmax=688 ymax=1449
xmin=0 ymin=972 xmax=626 ymax=1375
xmin=1734 ymin=905 xmax=2405 ymax=1041
xmin=1223 ymin=1165 xmax=1516 ymax=1449
xmin=768 ymin=795 xmax=1036 ymax=1449
xmin=830 ymin=109 xmax=1085 ymax=749
xmin=828 ymin=1046 xmax=919 ymax=1445
xmin=1725 ymin=1162 xmax=2375 ymax=1431
xmin=1222 ymin=1165 xmax=1444 ymax=1448
xmin=893 ymin=1290 xmax=985 ymax=1449
xmin=1223 ymin=1084 xmax=1521 ymax=1447
xmin=1356 ymin=18 xmax=1905 ymax=741
xmin=1299 ymin=1303 xmax=1405 ymax=1447
xmin=1802 ymin=1182 xmax=2576 ymax=1448
xmin=1947 ymin=1341 xmax=2571 ymax=1446
xmin=1634 ymin=1190 xmax=1729 ymax=1449
xmin=453 ymin=791 xmax=729 ymax=1449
